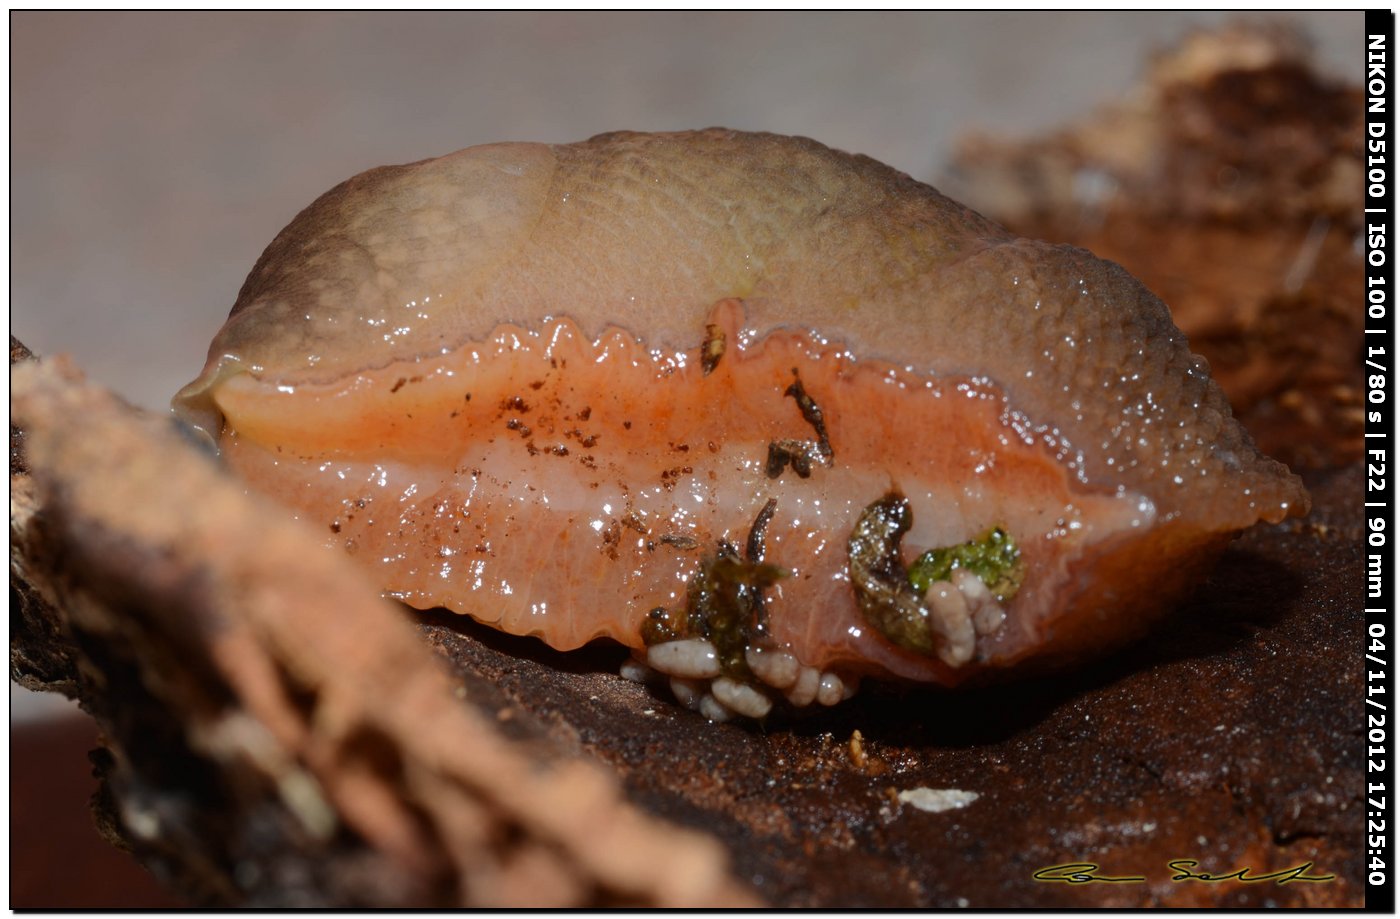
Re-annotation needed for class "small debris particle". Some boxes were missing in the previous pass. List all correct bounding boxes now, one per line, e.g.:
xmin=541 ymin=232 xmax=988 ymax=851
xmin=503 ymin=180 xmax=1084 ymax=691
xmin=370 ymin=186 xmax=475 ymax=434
xmin=896 ymin=787 xmax=980 ymax=813
xmin=785 ymin=369 xmax=833 ymax=460
xmin=701 ymin=322 xmax=726 ymax=375
xmin=390 ymin=377 xmax=407 ymax=393
xmin=745 ymin=497 xmax=778 ymax=564
xmin=762 ymin=368 xmax=836 ymax=478
xmin=766 ymin=439 xmax=813 ymax=479
xmin=848 ymin=729 xmax=867 ymax=769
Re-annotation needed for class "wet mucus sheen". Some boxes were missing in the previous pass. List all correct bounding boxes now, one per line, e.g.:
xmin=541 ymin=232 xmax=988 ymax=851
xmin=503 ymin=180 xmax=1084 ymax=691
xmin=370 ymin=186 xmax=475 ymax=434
xmin=174 ymin=129 xmax=1308 ymax=721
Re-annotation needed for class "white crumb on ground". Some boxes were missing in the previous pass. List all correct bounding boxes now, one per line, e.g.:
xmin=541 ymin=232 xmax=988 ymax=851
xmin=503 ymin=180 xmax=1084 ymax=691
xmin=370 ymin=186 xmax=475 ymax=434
xmin=897 ymin=787 xmax=980 ymax=813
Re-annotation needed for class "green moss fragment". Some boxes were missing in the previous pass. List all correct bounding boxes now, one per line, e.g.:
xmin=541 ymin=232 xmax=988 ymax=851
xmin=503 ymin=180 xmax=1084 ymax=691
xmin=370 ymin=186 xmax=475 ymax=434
xmin=908 ymin=527 xmax=1023 ymax=601
xmin=848 ymin=494 xmax=1026 ymax=658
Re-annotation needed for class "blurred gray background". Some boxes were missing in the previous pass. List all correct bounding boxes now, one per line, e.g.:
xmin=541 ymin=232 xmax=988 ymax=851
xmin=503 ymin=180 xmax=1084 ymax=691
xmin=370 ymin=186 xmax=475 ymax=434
xmin=10 ymin=11 xmax=1361 ymax=722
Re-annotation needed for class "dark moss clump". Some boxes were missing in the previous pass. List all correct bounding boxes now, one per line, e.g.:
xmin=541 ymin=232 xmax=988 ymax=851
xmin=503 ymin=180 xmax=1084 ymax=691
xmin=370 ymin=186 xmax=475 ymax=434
xmin=685 ymin=549 xmax=784 ymax=677
xmin=641 ymin=500 xmax=784 ymax=680
xmin=847 ymin=493 xmax=934 ymax=655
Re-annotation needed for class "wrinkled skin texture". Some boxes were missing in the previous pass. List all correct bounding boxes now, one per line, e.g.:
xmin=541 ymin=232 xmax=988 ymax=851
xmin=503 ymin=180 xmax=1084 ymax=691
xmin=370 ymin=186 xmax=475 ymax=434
xmin=175 ymin=129 xmax=1307 ymax=688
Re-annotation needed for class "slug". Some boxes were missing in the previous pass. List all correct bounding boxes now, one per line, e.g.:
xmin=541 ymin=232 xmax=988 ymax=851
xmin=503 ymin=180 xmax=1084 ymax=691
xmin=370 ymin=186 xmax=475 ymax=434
xmin=174 ymin=129 xmax=1308 ymax=720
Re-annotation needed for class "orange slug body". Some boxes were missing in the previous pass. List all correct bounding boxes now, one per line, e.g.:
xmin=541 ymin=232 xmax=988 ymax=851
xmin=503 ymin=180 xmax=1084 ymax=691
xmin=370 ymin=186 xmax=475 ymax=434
xmin=174 ymin=129 xmax=1307 ymax=713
